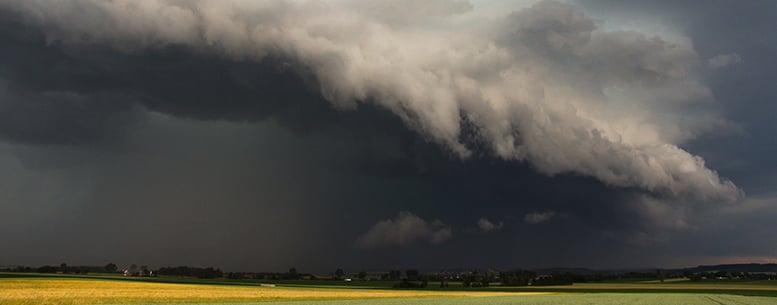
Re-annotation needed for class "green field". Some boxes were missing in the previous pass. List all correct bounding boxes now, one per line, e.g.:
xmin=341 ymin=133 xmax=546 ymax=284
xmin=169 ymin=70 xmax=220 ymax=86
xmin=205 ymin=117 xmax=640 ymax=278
xmin=2 ymin=272 xmax=777 ymax=305
xmin=259 ymin=294 xmax=777 ymax=305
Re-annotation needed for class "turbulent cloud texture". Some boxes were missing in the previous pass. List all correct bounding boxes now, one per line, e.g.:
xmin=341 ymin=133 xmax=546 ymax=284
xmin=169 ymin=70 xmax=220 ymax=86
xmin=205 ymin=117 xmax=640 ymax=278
xmin=356 ymin=211 xmax=453 ymax=248
xmin=0 ymin=0 xmax=741 ymax=202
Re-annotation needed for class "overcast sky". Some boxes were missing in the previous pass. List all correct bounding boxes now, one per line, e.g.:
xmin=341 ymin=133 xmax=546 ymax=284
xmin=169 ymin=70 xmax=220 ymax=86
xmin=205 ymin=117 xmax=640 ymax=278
xmin=0 ymin=0 xmax=775 ymax=273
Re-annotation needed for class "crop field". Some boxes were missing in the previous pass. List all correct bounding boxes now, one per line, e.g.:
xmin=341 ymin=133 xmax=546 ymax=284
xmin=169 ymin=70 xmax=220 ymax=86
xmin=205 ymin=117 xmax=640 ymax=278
xmin=490 ymin=280 xmax=777 ymax=296
xmin=1 ymin=274 xmax=777 ymax=305
xmin=259 ymin=294 xmax=777 ymax=305
xmin=0 ymin=276 xmax=538 ymax=305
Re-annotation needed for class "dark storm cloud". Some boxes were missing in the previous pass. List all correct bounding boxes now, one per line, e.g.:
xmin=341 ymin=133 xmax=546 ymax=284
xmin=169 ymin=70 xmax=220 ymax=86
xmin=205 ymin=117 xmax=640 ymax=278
xmin=571 ymin=0 xmax=777 ymax=265
xmin=0 ymin=11 xmax=342 ymax=141
xmin=0 ymin=0 xmax=742 ymax=202
xmin=0 ymin=85 xmax=141 ymax=145
xmin=0 ymin=0 xmax=772 ymax=271
xmin=0 ymin=13 xmax=138 ymax=145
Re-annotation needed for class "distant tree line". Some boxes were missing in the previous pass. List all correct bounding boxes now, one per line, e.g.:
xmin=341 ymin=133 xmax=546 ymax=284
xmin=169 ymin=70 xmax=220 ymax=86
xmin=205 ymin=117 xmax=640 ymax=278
xmin=380 ymin=270 xmax=403 ymax=280
xmin=4 ymin=262 xmax=776 ymax=284
xmin=684 ymin=270 xmax=777 ymax=281
xmin=223 ymin=268 xmax=314 ymax=280
xmin=390 ymin=269 xmax=430 ymax=288
xmin=2 ymin=263 xmax=120 ymax=275
xmin=157 ymin=266 xmax=223 ymax=279
xmin=499 ymin=269 xmax=536 ymax=286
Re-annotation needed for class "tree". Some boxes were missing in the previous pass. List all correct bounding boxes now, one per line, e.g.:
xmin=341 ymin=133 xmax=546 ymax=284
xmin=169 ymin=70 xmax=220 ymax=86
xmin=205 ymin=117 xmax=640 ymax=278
xmin=389 ymin=270 xmax=401 ymax=280
xmin=104 ymin=263 xmax=118 ymax=273
xmin=485 ymin=269 xmax=497 ymax=283
xmin=499 ymin=269 xmax=536 ymax=286
xmin=37 ymin=265 xmax=58 ymax=273
xmin=76 ymin=266 xmax=89 ymax=274
xmin=657 ymin=269 xmax=665 ymax=283
xmin=440 ymin=276 xmax=449 ymax=288
xmin=358 ymin=271 xmax=367 ymax=281
xmin=60 ymin=263 xmax=68 ymax=274
xmin=335 ymin=268 xmax=344 ymax=279
xmin=405 ymin=269 xmax=419 ymax=280
xmin=287 ymin=268 xmax=298 ymax=279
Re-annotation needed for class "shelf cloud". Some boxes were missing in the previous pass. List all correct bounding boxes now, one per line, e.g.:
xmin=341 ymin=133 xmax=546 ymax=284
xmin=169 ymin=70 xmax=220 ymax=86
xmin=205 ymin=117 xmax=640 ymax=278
xmin=1 ymin=0 xmax=772 ymax=271
xmin=0 ymin=0 xmax=741 ymax=203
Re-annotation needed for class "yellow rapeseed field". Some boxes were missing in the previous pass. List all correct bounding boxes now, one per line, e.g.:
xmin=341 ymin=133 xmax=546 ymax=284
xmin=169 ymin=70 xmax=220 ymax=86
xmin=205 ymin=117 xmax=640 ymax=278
xmin=0 ymin=278 xmax=543 ymax=305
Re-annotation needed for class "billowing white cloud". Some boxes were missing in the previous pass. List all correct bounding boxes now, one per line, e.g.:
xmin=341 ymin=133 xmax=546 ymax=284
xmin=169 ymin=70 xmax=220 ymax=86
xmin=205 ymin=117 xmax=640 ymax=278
xmin=708 ymin=53 xmax=742 ymax=69
xmin=349 ymin=0 xmax=473 ymax=25
xmin=356 ymin=211 xmax=452 ymax=247
xmin=477 ymin=217 xmax=504 ymax=232
xmin=0 ymin=0 xmax=742 ymax=202
xmin=524 ymin=211 xmax=555 ymax=224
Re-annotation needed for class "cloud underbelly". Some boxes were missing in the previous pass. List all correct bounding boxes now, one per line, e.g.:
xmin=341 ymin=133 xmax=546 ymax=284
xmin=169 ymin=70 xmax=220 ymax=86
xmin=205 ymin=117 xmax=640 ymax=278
xmin=0 ymin=0 xmax=742 ymax=202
